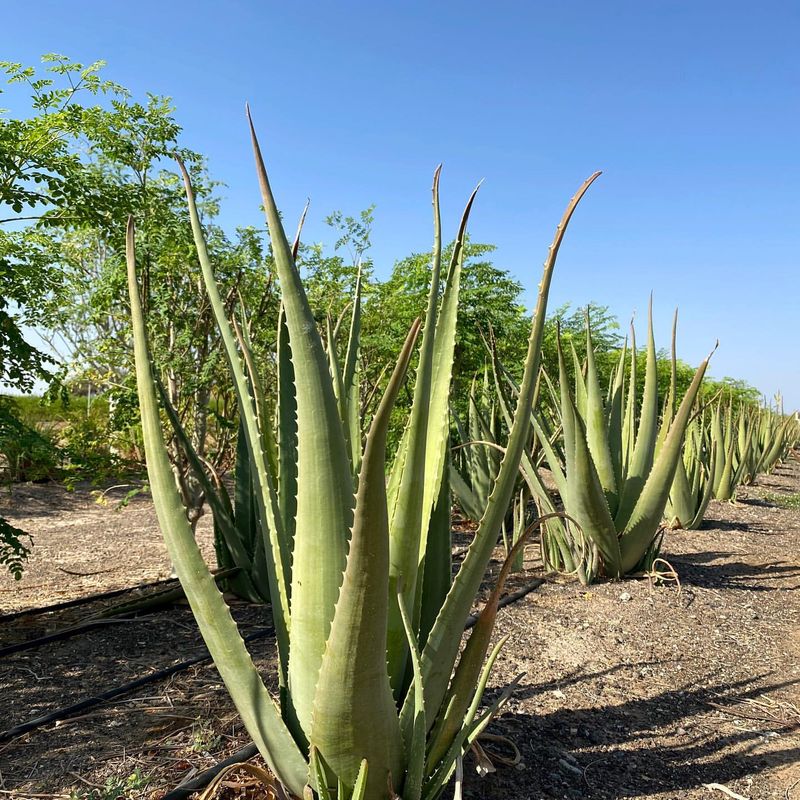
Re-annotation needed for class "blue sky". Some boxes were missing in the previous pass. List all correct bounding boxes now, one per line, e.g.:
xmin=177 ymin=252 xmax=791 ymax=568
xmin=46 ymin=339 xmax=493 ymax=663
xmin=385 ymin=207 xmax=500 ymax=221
xmin=4 ymin=1 xmax=799 ymax=409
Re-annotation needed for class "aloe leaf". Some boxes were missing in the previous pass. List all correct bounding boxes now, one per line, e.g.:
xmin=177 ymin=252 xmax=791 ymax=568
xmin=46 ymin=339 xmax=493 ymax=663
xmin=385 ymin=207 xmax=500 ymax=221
xmin=619 ymin=351 xmax=712 ymax=572
xmin=688 ymin=445 xmax=717 ymax=529
xmin=607 ymin=340 xmax=627 ymax=488
xmin=615 ymin=299 xmax=658 ymax=530
xmin=343 ymin=269 xmax=363 ymax=475
xmin=248 ymin=111 xmax=355 ymax=736
xmin=310 ymin=320 xmax=420 ymax=798
xmin=385 ymin=167 xmax=444 ymax=690
xmin=563 ymin=382 xmax=622 ymax=576
xmin=387 ymin=171 xmax=478 ymax=692
xmin=397 ymin=579 xmax=426 ymax=800
xmin=584 ymin=317 xmax=617 ymax=513
xmin=154 ymin=378 xmax=258 ymax=596
xmin=621 ymin=324 xmax=637 ymax=478
xmin=350 ymin=760 xmax=370 ymax=800
xmin=276 ymin=305 xmax=298 ymax=553
xmin=418 ymin=463 xmax=452 ymax=650
xmin=422 ymin=674 xmax=523 ymax=800
xmin=234 ymin=308 xmax=279 ymax=479
xmin=571 ymin=339 xmax=587 ymax=420
xmin=309 ymin=747 xmax=332 ymax=800
xmin=426 ymin=510 xmax=538 ymax=769
xmin=177 ymin=160 xmax=292 ymax=685
xmin=325 ymin=314 xmax=347 ymax=430
xmin=404 ymin=172 xmax=601 ymax=736
xmin=126 ymin=219 xmax=307 ymax=797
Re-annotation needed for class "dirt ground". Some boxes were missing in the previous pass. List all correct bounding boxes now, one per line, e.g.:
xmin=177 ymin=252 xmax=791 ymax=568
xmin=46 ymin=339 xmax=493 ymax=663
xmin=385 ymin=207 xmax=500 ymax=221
xmin=0 ymin=456 xmax=798 ymax=800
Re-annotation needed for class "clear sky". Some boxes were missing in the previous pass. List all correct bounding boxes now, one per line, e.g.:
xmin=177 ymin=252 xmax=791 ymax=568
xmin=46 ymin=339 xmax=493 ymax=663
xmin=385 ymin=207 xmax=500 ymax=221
xmin=4 ymin=1 xmax=799 ymax=409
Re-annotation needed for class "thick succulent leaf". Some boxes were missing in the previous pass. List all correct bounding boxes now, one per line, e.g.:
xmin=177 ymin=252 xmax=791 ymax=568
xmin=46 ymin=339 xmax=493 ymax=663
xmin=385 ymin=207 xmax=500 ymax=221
xmin=584 ymin=320 xmax=618 ymax=512
xmin=154 ymin=378 xmax=261 ymax=601
xmin=397 ymin=580 xmax=426 ymax=800
xmin=426 ymin=514 xmax=537 ymax=770
xmin=615 ymin=300 xmax=658 ymax=530
xmin=387 ymin=172 xmax=477 ymax=691
xmin=418 ymin=464 xmax=453 ymax=650
xmin=178 ymin=161 xmax=291 ymax=684
xmin=403 ymin=172 xmax=601 ymax=737
xmin=350 ymin=761 xmax=369 ymax=800
xmin=619 ymin=352 xmax=712 ymax=572
xmin=126 ymin=220 xmax=307 ymax=798
xmin=343 ymin=270 xmax=363 ymax=475
xmin=309 ymin=321 xmax=420 ymax=799
xmin=571 ymin=340 xmax=587 ymax=420
xmin=248 ymin=112 xmax=355 ymax=736
xmin=607 ymin=341 xmax=627 ymax=488
xmin=309 ymin=747 xmax=332 ymax=800
xmin=385 ymin=167 xmax=444 ymax=689
xmin=621 ymin=325 xmax=637 ymax=478
xmin=688 ymin=445 xmax=717 ymax=529
xmin=422 ymin=674 xmax=523 ymax=800
xmin=665 ymin=457 xmax=694 ymax=530
xmin=563 ymin=387 xmax=622 ymax=576
xmin=276 ymin=305 xmax=298 ymax=554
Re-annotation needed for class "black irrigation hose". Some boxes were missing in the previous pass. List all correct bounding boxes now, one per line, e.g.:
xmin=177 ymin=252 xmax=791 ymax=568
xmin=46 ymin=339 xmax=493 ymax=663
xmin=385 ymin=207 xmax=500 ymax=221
xmin=0 ymin=570 xmax=240 ymax=658
xmin=0 ymin=628 xmax=272 ymax=743
xmin=0 ymin=577 xmax=179 ymax=624
xmin=0 ymin=617 xmax=145 ymax=659
xmin=464 ymin=578 xmax=545 ymax=629
xmin=163 ymin=577 xmax=547 ymax=800
xmin=162 ymin=743 xmax=260 ymax=800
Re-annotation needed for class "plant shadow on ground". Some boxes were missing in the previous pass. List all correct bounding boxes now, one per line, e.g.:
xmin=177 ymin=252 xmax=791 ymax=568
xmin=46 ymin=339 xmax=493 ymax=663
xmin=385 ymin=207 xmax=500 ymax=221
xmin=697 ymin=516 xmax=753 ymax=533
xmin=460 ymin=667 xmax=800 ymax=800
xmin=666 ymin=550 xmax=800 ymax=592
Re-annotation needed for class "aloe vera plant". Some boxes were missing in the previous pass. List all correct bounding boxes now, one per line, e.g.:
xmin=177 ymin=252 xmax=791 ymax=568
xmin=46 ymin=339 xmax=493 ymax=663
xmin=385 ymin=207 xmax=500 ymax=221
xmin=127 ymin=112 xmax=601 ymax=799
xmin=709 ymin=399 xmax=798 ymax=502
xmin=663 ymin=312 xmax=716 ymax=530
xmin=710 ymin=401 xmax=752 ymax=501
xmin=450 ymin=372 xmax=504 ymax=523
xmin=664 ymin=415 xmax=716 ymax=530
xmin=528 ymin=303 xmax=713 ymax=583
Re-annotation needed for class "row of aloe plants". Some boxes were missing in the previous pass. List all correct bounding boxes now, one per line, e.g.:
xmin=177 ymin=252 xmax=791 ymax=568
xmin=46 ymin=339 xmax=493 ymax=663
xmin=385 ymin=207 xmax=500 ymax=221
xmin=127 ymin=110 xmax=603 ymax=799
xmin=452 ymin=304 xmax=798 ymax=584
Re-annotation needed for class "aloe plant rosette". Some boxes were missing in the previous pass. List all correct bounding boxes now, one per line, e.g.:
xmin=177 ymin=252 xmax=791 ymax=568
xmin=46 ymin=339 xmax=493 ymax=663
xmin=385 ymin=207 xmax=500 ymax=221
xmin=529 ymin=304 xmax=714 ymax=583
xmin=127 ymin=114 xmax=600 ymax=799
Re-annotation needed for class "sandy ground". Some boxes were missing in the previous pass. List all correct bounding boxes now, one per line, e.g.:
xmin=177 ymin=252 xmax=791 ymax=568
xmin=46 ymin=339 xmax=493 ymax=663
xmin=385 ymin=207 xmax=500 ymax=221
xmin=0 ymin=455 xmax=798 ymax=800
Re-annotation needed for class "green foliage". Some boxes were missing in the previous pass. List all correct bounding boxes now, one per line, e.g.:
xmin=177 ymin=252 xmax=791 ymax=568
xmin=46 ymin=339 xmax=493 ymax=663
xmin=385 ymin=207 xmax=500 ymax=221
xmin=0 ymin=395 xmax=60 ymax=481
xmin=763 ymin=491 xmax=800 ymax=509
xmin=0 ymin=517 xmax=32 ymax=580
xmin=67 ymin=768 xmax=152 ymax=800
xmin=0 ymin=55 xmax=128 ymax=393
xmin=0 ymin=394 xmax=136 ymax=487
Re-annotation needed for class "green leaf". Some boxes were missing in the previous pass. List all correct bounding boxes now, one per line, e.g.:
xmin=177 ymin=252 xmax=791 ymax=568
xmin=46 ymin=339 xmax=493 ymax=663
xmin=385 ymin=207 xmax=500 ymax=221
xmin=126 ymin=218 xmax=307 ymax=798
xmin=248 ymin=111 xmax=354 ymax=736
xmin=309 ymin=320 xmax=420 ymax=798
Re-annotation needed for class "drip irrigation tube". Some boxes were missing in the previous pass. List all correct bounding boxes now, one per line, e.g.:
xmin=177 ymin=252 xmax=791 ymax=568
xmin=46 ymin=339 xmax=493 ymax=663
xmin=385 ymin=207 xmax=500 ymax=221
xmin=464 ymin=577 xmax=545 ymax=629
xmin=0 ymin=570 xmax=240 ymax=659
xmin=162 ymin=744 xmax=260 ymax=800
xmin=0 ymin=628 xmax=271 ymax=743
xmin=163 ymin=577 xmax=547 ymax=800
xmin=0 ymin=617 xmax=145 ymax=659
xmin=0 ymin=577 xmax=179 ymax=624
